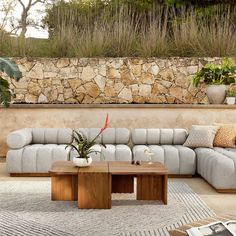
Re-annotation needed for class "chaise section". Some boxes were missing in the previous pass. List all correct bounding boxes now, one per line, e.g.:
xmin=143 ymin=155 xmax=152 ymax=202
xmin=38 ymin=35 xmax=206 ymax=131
xmin=196 ymin=147 xmax=236 ymax=191
xmin=132 ymin=128 xmax=196 ymax=175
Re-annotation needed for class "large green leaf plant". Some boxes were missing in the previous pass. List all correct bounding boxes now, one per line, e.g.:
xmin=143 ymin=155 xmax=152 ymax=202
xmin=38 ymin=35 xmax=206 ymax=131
xmin=0 ymin=58 xmax=22 ymax=107
xmin=191 ymin=58 xmax=236 ymax=87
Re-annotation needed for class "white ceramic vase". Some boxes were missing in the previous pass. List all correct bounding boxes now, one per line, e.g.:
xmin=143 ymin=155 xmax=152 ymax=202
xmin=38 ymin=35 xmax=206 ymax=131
xmin=206 ymin=85 xmax=226 ymax=104
xmin=73 ymin=157 xmax=92 ymax=167
xmin=226 ymin=97 xmax=235 ymax=105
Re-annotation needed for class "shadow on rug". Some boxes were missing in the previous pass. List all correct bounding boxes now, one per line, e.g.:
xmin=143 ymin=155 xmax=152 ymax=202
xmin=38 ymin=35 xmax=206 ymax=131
xmin=0 ymin=181 xmax=215 ymax=236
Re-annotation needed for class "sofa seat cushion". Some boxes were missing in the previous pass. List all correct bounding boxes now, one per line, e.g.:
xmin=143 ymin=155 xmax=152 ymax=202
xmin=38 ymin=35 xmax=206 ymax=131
xmin=132 ymin=145 xmax=196 ymax=175
xmin=195 ymin=147 xmax=236 ymax=189
xmin=70 ymin=144 xmax=132 ymax=162
xmin=6 ymin=144 xmax=70 ymax=173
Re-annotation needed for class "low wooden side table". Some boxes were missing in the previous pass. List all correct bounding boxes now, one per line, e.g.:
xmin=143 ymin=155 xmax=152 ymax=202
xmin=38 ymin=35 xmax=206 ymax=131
xmin=169 ymin=214 xmax=236 ymax=236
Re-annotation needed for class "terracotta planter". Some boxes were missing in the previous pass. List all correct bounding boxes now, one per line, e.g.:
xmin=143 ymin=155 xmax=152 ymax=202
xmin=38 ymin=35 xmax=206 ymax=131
xmin=73 ymin=157 xmax=92 ymax=167
xmin=206 ymin=85 xmax=226 ymax=104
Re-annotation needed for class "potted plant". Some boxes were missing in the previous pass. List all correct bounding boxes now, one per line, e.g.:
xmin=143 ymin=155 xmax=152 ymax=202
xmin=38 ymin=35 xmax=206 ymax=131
xmin=66 ymin=115 xmax=108 ymax=167
xmin=0 ymin=58 xmax=22 ymax=107
xmin=226 ymin=89 xmax=236 ymax=105
xmin=191 ymin=58 xmax=236 ymax=104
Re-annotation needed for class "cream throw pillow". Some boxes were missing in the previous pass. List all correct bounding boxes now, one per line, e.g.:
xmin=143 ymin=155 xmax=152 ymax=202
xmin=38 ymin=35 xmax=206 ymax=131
xmin=184 ymin=125 xmax=219 ymax=148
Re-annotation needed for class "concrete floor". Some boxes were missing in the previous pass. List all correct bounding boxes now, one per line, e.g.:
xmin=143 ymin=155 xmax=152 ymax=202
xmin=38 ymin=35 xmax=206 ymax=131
xmin=0 ymin=161 xmax=236 ymax=215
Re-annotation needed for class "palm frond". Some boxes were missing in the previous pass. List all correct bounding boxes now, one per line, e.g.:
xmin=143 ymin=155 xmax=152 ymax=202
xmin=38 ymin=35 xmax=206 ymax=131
xmin=0 ymin=58 xmax=22 ymax=107
xmin=0 ymin=78 xmax=12 ymax=107
xmin=0 ymin=58 xmax=22 ymax=81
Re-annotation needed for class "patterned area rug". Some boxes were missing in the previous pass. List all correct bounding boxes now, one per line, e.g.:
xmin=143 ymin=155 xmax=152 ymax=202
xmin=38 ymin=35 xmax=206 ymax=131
xmin=0 ymin=181 xmax=215 ymax=236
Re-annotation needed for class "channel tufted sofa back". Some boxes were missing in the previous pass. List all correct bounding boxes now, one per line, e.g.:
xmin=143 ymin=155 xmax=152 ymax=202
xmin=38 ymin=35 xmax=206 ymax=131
xmin=7 ymin=128 xmax=131 ymax=149
xmin=31 ymin=128 xmax=130 ymax=145
xmin=131 ymin=128 xmax=188 ymax=145
xmin=32 ymin=128 xmax=72 ymax=144
xmin=76 ymin=128 xmax=130 ymax=144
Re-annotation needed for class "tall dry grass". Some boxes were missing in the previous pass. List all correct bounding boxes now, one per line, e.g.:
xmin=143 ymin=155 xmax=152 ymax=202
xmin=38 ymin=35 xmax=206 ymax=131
xmin=137 ymin=6 xmax=169 ymax=57
xmin=172 ymin=6 xmax=236 ymax=57
xmin=1 ymin=4 xmax=236 ymax=57
xmin=48 ymin=3 xmax=236 ymax=57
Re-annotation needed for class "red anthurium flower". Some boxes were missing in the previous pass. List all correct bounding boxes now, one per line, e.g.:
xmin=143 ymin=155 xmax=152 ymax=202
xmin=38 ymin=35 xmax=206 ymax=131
xmin=98 ymin=114 xmax=109 ymax=135
xmin=91 ymin=114 xmax=109 ymax=142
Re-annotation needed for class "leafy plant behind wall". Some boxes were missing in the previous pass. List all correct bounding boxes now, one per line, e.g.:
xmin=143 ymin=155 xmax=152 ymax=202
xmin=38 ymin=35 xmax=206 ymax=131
xmin=191 ymin=58 xmax=236 ymax=87
xmin=0 ymin=58 xmax=22 ymax=107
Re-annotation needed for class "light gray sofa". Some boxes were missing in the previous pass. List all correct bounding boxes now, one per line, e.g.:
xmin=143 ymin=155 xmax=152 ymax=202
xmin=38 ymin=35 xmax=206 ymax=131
xmin=6 ymin=128 xmax=132 ymax=174
xmin=195 ymin=147 xmax=236 ymax=192
xmin=6 ymin=127 xmax=236 ymax=192
xmin=131 ymin=128 xmax=196 ymax=175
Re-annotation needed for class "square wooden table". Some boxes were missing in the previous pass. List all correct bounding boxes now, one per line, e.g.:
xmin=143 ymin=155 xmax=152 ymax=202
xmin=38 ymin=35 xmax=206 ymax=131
xmin=49 ymin=161 xmax=168 ymax=209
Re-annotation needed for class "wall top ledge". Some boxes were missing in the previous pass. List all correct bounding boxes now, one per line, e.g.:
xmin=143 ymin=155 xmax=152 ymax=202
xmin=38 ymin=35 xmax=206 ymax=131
xmin=1 ymin=104 xmax=236 ymax=109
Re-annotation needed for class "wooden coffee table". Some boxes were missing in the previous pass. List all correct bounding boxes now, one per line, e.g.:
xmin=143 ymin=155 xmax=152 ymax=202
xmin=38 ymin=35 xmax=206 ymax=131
xmin=49 ymin=161 xmax=168 ymax=209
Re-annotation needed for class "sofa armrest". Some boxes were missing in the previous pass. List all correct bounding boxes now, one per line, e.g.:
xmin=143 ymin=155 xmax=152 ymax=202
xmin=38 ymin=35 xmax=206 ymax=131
xmin=7 ymin=129 xmax=32 ymax=149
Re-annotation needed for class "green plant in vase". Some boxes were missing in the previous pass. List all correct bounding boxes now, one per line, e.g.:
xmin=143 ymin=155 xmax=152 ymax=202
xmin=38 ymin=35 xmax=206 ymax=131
xmin=66 ymin=115 xmax=108 ymax=167
xmin=191 ymin=58 xmax=236 ymax=104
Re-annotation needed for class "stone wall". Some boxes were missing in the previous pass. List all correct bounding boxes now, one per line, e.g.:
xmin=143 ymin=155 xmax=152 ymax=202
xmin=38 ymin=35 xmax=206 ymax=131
xmin=2 ymin=57 xmax=235 ymax=104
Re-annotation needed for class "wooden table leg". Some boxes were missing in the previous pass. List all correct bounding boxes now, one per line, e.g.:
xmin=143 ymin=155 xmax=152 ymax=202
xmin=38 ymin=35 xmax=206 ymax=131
xmin=78 ymin=172 xmax=111 ymax=209
xmin=137 ymin=175 xmax=168 ymax=204
xmin=162 ymin=174 xmax=168 ymax=205
xmin=51 ymin=175 xmax=78 ymax=201
xmin=112 ymin=175 xmax=134 ymax=193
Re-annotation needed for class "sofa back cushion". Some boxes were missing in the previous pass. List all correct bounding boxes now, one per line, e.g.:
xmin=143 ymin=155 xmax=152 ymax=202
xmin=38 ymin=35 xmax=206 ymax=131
xmin=76 ymin=128 xmax=130 ymax=144
xmin=30 ymin=128 xmax=130 ymax=145
xmin=131 ymin=128 xmax=188 ymax=145
xmin=32 ymin=128 xmax=73 ymax=144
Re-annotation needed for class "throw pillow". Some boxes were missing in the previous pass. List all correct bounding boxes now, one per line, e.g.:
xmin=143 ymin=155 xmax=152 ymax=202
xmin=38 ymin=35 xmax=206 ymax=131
xmin=183 ymin=125 xmax=219 ymax=148
xmin=213 ymin=126 xmax=236 ymax=148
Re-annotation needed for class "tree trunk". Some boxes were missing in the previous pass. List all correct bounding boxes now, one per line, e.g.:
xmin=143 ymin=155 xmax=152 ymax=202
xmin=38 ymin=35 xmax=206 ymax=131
xmin=20 ymin=10 xmax=28 ymax=38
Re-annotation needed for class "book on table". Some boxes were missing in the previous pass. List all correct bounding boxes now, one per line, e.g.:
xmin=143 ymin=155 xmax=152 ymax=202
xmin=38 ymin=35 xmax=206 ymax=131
xmin=187 ymin=220 xmax=236 ymax=236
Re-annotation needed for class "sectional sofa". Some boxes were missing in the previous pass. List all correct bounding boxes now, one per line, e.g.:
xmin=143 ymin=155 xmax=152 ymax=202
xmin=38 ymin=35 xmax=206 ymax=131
xmin=6 ymin=127 xmax=236 ymax=192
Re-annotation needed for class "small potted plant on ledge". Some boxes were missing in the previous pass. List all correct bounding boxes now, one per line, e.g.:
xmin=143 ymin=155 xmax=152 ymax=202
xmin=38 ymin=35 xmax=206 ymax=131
xmin=226 ymin=88 xmax=236 ymax=105
xmin=66 ymin=115 xmax=108 ymax=167
xmin=191 ymin=58 xmax=236 ymax=104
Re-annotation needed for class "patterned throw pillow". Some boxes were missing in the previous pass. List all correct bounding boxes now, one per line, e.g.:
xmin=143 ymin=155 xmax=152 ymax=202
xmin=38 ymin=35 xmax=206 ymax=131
xmin=213 ymin=126 xmax=236 ymax=148
xmin=183 ymin=125 xmax=219 ymax=148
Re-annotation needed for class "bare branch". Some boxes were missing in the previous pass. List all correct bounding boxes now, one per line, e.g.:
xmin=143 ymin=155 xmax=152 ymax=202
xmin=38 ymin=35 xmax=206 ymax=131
xmin=17 ymin=0 xmax=25 ymax=9
xmin=31 ymin=0 xmax=46 ymax=7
